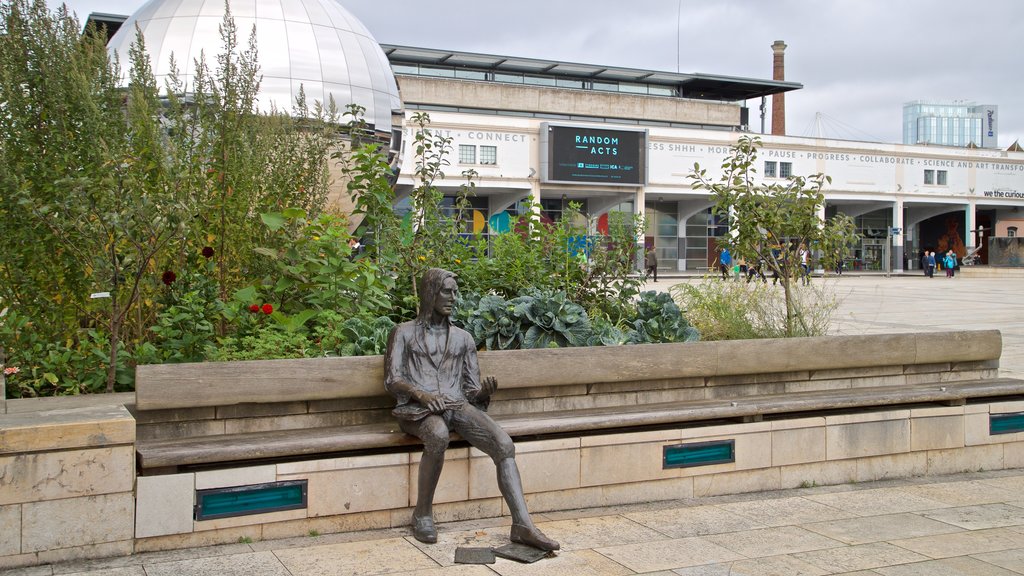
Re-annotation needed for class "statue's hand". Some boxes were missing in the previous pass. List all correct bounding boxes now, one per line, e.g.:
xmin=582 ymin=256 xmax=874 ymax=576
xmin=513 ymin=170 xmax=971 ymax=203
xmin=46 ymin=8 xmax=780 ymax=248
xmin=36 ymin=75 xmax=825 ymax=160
xmin=414 ymin=391 xmax=446 ymax=414
xmin=480 ymin=376 xmax=498 ymax=398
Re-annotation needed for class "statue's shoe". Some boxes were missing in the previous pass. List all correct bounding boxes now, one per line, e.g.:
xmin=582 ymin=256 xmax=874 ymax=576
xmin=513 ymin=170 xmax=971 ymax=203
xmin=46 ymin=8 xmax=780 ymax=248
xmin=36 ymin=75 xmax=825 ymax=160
xmin=510 ymin=524 xmax=559 ymax=551
xmin=412 ymin=515 xmax=437 ymax=544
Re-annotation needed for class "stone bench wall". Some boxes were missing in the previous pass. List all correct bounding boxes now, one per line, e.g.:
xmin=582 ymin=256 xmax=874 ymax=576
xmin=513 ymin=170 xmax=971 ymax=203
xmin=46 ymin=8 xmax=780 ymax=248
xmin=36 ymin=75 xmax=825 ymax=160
xmin=1 ymin=330 xmax=1019 ymax=569
xmin=129 ymin=398 xmax=1024 ymax=554
xmin=0 ymin=403 xmax=136 ymax=569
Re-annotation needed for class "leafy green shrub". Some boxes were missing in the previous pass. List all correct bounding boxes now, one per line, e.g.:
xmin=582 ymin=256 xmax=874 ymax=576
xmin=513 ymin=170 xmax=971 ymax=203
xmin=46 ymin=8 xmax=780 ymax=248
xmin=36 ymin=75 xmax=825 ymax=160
xmin=628 ymin=291 xmax=700 ymax=344
xmin=314 ymin=312 xmax=395 ymax=357
xmin=207 ymin=326 xmax=314 ymax=361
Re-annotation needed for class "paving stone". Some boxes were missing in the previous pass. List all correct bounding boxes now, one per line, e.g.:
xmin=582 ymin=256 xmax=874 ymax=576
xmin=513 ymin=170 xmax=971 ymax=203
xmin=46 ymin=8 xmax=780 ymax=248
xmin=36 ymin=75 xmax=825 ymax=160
xmin=874 ymin=555 xmax=1021 ymax=575
xmin=674 ymin=554 xmax=828 ymax=575
xmin=890 ymin=527 xmax=1024 ymax=559
xmin=594 ymin=536 xmax=744 ymax=573
xmin=971 ymin=547 xmax=1024 ymax=573
xmin=488 ymin=549 xmax=631 ymax=576
xmin=792 ymin=541 xmax=930 ymax=573
xmin=520 ymin=515 xmax=667 ymax=551
xmin=805 ymin=487 xmax=952 ymax=516
xmin=716 ymin=496 xmax=857 ymax=526
xmin=897 ymin=480 xmax=1022 ymax=506
xmin=624 ymin=503 xmax=766 ymax=538
xmin=273 ymin=537 xmax=439 ymax=576
xmin=703 ymin=525 xmax=844 ymax=558
xmin=142 ymin=551 xmax=291 ymax=576
xmin=920 ymin=503 xmax=1024 ymax=530
xmin=802 ymin=512 xmax=965 ymax=545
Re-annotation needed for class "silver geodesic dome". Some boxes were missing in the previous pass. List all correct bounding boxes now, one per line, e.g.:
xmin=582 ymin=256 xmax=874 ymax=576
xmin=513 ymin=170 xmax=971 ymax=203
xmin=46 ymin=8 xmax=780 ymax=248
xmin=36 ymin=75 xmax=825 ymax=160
xmin=106 ymin=0 xmax=401 ymax=135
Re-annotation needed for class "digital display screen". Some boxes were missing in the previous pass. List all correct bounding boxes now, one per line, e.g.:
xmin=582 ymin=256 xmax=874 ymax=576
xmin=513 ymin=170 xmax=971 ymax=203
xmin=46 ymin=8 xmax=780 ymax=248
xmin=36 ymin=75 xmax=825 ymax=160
xmin=545 ymin=125 xmax=646 ymax=185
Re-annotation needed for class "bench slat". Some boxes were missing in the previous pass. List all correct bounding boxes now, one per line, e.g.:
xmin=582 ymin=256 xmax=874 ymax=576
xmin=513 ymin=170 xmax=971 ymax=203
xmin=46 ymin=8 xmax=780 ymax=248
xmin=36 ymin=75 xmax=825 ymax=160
xmin=137 ymin=377 xmax=1024 ymax=470
xmin=134 ymin=330 xmax=1003 ymax=411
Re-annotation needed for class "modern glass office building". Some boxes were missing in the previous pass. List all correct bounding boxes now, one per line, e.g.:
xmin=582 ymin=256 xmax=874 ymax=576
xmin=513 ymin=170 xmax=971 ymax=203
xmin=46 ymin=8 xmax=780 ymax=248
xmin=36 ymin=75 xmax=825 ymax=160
xmin=903 ymin=101 xmax=999 ymax=149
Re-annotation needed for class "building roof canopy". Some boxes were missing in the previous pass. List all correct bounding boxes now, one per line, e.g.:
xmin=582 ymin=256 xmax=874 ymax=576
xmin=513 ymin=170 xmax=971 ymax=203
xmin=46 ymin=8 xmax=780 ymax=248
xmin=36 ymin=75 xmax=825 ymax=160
xmin=382 ymin=44 xmax=801 ymax=101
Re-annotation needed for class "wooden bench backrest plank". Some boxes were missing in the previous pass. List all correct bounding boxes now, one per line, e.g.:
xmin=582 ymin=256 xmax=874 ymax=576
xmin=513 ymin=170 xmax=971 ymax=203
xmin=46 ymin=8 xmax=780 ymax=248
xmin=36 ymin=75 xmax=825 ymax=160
xmin=135 ymin=329 xmax=1002 ymax=411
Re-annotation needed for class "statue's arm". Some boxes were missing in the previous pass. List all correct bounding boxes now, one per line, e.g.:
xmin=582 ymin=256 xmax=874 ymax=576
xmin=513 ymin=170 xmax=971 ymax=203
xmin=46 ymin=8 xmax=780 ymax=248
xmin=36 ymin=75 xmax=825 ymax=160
xmin=461 ymin=337 xmax=497 ymax=408
xmin=384 ymin=325 xmax=445 ymax=413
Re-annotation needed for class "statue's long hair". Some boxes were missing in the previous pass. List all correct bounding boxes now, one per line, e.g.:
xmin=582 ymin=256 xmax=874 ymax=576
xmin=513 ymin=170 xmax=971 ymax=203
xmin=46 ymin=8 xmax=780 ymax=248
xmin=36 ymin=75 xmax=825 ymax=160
xmin=416 ymin=268 xmax=457 ymax=324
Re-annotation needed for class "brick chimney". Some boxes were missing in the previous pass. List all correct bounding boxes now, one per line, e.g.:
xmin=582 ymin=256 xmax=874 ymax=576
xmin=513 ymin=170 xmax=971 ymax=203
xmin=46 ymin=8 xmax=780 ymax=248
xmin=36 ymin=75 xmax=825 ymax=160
xmin=771 ymin=40 xmax=786 ymax=135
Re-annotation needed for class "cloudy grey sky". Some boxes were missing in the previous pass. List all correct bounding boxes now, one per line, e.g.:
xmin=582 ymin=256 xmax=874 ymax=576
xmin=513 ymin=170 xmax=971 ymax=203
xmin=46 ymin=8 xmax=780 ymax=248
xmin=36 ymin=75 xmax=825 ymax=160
xmin=52 ymin=0 xmax=1023 ymax=148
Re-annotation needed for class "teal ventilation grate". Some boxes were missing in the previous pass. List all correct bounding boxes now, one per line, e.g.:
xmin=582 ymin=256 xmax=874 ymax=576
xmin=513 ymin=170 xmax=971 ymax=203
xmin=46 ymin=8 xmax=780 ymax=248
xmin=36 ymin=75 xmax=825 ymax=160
xmin=990 ymin=412 xmax=1024 ymax=435
xmin=195 ymin=480 xmax=308 ymax=521
xmin=663 ymin=440 xmax=735 ymax=469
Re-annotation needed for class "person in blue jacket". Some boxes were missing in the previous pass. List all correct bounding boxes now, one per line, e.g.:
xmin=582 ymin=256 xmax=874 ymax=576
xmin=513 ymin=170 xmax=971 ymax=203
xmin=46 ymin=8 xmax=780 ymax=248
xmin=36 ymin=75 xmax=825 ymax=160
xmin=719 ymin=248 xmax=732 ymax=280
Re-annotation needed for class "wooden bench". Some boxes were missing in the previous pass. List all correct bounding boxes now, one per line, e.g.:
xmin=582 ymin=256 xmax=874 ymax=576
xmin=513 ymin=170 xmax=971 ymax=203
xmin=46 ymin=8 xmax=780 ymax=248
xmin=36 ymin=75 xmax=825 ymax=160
xmin=132 ymin=329 xmax=1024 ymax=474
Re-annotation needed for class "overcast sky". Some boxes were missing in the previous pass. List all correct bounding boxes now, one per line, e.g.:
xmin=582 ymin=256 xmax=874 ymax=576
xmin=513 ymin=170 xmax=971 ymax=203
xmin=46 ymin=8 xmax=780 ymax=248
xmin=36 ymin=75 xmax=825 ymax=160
xmin=51 ymin=0 xmax=1023 ymax=149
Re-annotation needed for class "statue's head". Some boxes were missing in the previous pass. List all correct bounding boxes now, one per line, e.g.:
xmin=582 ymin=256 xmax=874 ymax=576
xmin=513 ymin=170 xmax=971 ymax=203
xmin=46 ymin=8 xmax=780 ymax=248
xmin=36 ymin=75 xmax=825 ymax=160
xmin=417 ymin=268 xmax=458 ymax=323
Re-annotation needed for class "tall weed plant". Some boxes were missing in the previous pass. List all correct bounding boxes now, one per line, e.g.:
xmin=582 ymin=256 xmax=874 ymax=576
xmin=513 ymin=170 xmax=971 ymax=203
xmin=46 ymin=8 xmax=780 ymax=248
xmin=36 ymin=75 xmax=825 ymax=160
xmin=671 ymin=278 xmax=840 ymax=340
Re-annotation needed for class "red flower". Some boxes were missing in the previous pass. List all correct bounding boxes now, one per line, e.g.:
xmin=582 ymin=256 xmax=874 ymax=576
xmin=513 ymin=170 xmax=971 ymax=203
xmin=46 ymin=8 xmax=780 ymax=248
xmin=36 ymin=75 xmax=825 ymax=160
xmin=201 ymin=246 xmax=215 ymax=259
xmin=261 ymin=303 xmax=274 ymax=315
xmin=248 ymin=304 xmax=260 ymax=313
xmin=161 ymin=270 xmax=176 ymax=285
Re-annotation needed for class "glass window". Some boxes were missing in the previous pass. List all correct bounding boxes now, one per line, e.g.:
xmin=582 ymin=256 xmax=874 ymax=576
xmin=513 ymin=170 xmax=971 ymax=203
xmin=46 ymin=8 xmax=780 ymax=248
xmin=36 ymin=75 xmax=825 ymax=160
xmin=455 ymin=69 xmax=487 ymax=80
xmin=924 ymin=169 xmax=935 ymax=185
xmin=555 ymin=78 xmax=583 ymax=89
xmin=592 ymin=81 xmax=618 ymax=92
xmin=1008 ymin=227 xmax=1018 ymax=237
xmin=419 ymin=66 xmax=455 ymax=78
xmin=392 ymin=63 xmax=419 ymax=75
xmin=459 ymin=144 xmax=476 ymax=164
xmin=523 ymin=75 xmax=556 ymax=86
xmin=764 ymin=161 xmax=777 ymax=178
xmin=480 ymin=145 xmax=497 ymax=165
xmin=937 ymin=170 xmax=947 ymax=185
xmin=619 ymin=83 xmax=647 ymax=94
xmin=649 ymin=86 xmax=676 ymax=97
xmin=494 ymin=72 xmax=524 ymax=84
xmin=780 ymin=162 xmax=792 ymax=178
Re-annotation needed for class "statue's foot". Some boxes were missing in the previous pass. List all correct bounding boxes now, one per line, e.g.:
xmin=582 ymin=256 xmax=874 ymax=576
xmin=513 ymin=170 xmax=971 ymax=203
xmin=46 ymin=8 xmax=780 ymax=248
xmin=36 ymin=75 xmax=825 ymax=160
xmin=412 ymin=514 xmax=437 ymax=544
xmin=510 ymin=523 xmax=559 ymax=551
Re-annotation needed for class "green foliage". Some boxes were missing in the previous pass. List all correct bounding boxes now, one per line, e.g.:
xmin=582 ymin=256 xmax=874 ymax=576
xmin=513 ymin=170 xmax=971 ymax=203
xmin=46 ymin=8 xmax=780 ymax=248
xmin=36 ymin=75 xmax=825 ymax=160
xmin=628 ymin=291 xmax=700 ymax=344
xmin=671 ymin=278 xmax=839 ymax=340
xmin=252 ymin=208 xmax=393 ymax=322
xmin=456 ymin=289 xmax=698 ymax=351
xmin=316 ymin=314 xmax=396 ymax=357
xmin=689 ymin=136 xmax=859 ymax=336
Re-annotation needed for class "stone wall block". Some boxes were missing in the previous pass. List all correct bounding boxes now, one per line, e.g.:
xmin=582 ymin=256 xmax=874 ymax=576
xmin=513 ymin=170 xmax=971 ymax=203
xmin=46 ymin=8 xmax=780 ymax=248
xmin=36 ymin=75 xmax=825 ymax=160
xmin=135 ymin=473 xmax=195 ymax=538
xmin=827 ymin=418 xmax=911 ymax=460
xmin=21 ymin=492 xmax=134 ymax=553
xmin=911 ymin=415 xmax=965 ymax=451
xmin=0 ymin=446 xmax=135 ymax=505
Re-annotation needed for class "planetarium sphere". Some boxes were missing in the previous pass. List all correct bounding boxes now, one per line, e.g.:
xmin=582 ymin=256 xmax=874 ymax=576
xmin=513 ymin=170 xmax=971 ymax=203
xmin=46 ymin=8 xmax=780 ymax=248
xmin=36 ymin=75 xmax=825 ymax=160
xmin=107 ymin=0 xmax=401 ymax=134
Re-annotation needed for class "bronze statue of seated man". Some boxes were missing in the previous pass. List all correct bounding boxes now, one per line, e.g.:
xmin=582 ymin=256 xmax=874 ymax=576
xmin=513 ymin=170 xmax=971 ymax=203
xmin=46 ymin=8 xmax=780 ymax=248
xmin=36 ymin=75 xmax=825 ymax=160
xmin=384 ymin=268 xmax=559 ymax=551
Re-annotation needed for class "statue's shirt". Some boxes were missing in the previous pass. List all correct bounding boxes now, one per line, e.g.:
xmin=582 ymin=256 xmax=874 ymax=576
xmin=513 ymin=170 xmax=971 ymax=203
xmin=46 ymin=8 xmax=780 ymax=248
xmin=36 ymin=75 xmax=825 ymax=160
xmin=384 ymin=320 xmax=483 ymax=420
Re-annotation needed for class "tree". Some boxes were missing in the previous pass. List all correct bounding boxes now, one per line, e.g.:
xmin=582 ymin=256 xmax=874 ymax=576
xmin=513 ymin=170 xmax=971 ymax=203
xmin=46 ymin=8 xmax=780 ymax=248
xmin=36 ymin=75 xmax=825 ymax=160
xmin=689 ymin=136 xmax=859 ymax=337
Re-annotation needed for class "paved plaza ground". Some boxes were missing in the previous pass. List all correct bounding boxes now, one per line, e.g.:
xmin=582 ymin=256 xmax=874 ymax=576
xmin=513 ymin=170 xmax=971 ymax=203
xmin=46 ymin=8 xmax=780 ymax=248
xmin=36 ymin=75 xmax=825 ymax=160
xmin=9 ymin=274 xmax=1024 ymax=576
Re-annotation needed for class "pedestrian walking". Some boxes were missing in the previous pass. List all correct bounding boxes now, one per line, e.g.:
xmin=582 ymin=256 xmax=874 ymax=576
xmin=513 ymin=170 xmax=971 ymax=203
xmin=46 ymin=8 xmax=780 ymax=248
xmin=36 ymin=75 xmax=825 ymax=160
xmin=645 ymin=247 xmax=658 ymax=282
xmin=944 ymin=250 xmax=958 ymax=278
xmin=927 ymin=251 xmax=936 ymax=278
xmin=719 ymin=248 xmax=732 ymax=281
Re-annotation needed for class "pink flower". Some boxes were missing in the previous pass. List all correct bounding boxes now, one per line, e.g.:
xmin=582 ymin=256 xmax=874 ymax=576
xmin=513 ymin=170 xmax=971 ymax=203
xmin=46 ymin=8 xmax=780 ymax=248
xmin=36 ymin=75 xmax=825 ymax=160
xmin=3 ymin=366 xmax=19 ymax=376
